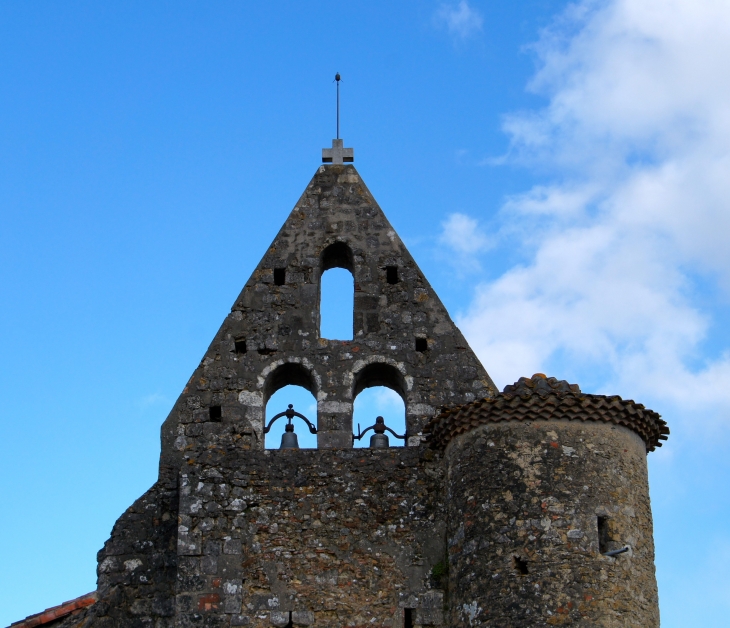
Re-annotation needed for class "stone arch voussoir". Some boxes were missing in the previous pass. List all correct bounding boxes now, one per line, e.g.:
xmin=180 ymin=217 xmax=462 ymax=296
xmin=258 ymin=358 xmax=322 ymax=407
xmin=350 ymin=357 xmax=410 ymax=401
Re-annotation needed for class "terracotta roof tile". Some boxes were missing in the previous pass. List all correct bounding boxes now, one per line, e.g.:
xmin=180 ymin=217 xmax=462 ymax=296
xmin=9 ymin=592 xmax=95 ymax=628
xmin=425 ymin=374 xmax=669 ymax=452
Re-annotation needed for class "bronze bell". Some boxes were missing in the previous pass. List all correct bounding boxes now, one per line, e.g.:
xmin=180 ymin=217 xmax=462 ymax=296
xmin=280 ymin=422 xmax=299 ymax=449
xmin=369 ymin=416 xmax=390 ymax=448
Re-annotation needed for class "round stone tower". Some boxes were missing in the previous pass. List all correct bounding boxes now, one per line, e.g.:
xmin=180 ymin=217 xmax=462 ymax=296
xmin=427 ymin=374 xmax=669 ymax=627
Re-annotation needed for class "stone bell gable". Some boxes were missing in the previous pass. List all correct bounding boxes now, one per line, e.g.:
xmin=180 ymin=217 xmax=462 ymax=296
xmin=160 ymin=163 xmax=497 ymax=468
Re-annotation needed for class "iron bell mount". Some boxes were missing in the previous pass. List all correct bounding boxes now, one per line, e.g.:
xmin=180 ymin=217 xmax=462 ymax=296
xmin=263 ymin=404 xmax=318 ymax=450
xmin=353 ymin=416 xmax=407 ymax=449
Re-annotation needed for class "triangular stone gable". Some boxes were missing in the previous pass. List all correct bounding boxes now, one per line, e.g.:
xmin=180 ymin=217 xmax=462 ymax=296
xmin=160 ymin=164 xmax=496 ymax=469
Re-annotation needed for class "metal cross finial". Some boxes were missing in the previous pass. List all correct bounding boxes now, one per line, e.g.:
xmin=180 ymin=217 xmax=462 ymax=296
xmin=322 ymin=73 xmax=354 ymax=165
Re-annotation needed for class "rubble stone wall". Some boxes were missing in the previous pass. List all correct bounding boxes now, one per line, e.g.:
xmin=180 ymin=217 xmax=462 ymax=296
xmin=175 ymin=446 xmax=447 ymax=628
xmin=92 ymin=478 xmax=179 ymax=627
xmin=84 ymin=419 xmax=661 ymax=628
xmin=444 ymin=420 xmax=659 ymax=627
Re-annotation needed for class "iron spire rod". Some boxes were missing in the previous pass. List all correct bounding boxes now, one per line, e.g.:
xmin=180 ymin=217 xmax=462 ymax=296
xmin=335 ymin=72 xmax=341 ymax=139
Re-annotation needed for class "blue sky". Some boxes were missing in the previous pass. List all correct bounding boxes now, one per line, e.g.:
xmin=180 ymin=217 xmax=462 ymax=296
xmin=1 ymin=1 xmax=729 ymax=625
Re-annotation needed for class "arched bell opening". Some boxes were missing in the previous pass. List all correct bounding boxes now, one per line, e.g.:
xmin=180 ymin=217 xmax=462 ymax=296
xmin=319 ymin=241 xmax=355 ymax=341
xmin=352 ymin=363 xmax=407 ymax=449
xmin=263 ymin=363 xmax=318 ymax=450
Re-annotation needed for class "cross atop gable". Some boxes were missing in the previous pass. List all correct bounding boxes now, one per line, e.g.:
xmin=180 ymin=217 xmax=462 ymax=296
xmin=322 ymin=138 xmax=354 ymax=164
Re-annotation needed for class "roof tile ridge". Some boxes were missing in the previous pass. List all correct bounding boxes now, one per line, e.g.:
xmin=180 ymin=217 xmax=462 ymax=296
xmin=424 ymin=375 xmax=667 ymax=452
xmin=9 ymin=592 xmax=96 ymax=628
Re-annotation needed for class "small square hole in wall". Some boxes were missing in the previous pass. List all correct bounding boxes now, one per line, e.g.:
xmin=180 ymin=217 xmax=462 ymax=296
xmin=415 ymin=337 xmax=428 ymax=352
xmin=513 ymin=555 xmax=529 ymax=575
xmin=209 ymin=406 xmax=222 ymax=422
xmin=234 ymin=338 xmax=247 ymax=354
xmin=386 ymin=265 xmax=399 ymax=284
xmin=274 ymin=268 xmax=286 ymax=286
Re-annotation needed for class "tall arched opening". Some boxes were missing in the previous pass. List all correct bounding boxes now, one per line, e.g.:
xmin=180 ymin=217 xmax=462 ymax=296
xmin=320 ymin=241 xmax=354 ymax=340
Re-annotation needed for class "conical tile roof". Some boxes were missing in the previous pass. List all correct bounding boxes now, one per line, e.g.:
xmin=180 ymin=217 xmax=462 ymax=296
xmin=425 ymin=373 xmax=669 ymax=452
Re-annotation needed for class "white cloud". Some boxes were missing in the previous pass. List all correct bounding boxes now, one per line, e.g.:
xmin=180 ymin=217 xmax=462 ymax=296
xmin=439 ymin=213 xmax=491 ymax=269
xmin=459 ymin=0 xmax=730 ymax=424
xmin=373 ymin=386 xmax=404 ymax=411
xmin=435 ymin=1 xmax=483 ymax=41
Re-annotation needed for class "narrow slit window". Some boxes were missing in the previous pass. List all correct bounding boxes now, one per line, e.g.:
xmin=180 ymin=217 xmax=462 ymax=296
xmin=404 ymin=608 xmax=414 ymax=628
xmin=273 ymin=268 xmax=286 ymax=286
xmin=234 ymin=338 xmax=247 ymax=354
xmin=209 ymin=406 xmax=222 ymax=422
xmin=386 ymin=265 xmax=399 ymax=284
xmin=415 ymin=337 xmax=428 ymax=352
xmin=597 ymin=516 xmax=610 ymax=554
xmin=513 ymin=556 xmax=529 ymax=575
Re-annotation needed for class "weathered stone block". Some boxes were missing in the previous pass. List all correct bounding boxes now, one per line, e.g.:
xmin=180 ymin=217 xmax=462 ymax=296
xmin=178 ymin=532 xmax=202 ymax=556
xmin=269 ymin=611 xmax=289 ymax=627
xmin=291 ymin=610 xmax=315 ymax=625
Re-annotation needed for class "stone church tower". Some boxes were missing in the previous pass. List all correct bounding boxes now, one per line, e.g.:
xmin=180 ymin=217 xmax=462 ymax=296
xmin=11 ymin=141 xmax=668 ymax=628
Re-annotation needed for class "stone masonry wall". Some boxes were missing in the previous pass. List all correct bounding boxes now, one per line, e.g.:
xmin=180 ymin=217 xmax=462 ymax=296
xmin=444 ymin=420 xmax=659 ymax=627
xmin=91 ymin=477 xmax=179 ymax=626
xmin=84 ymin=417 xmax=661 ymax=628
xmin=159 ymin=164 xmax=495 ymax=472
xmin=175 ymin=446 xmax=447 ymax=628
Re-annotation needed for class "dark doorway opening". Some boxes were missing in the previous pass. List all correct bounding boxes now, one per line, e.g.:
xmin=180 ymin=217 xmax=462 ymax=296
xmin=404 ymin=608 xmax=414 ymax=628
